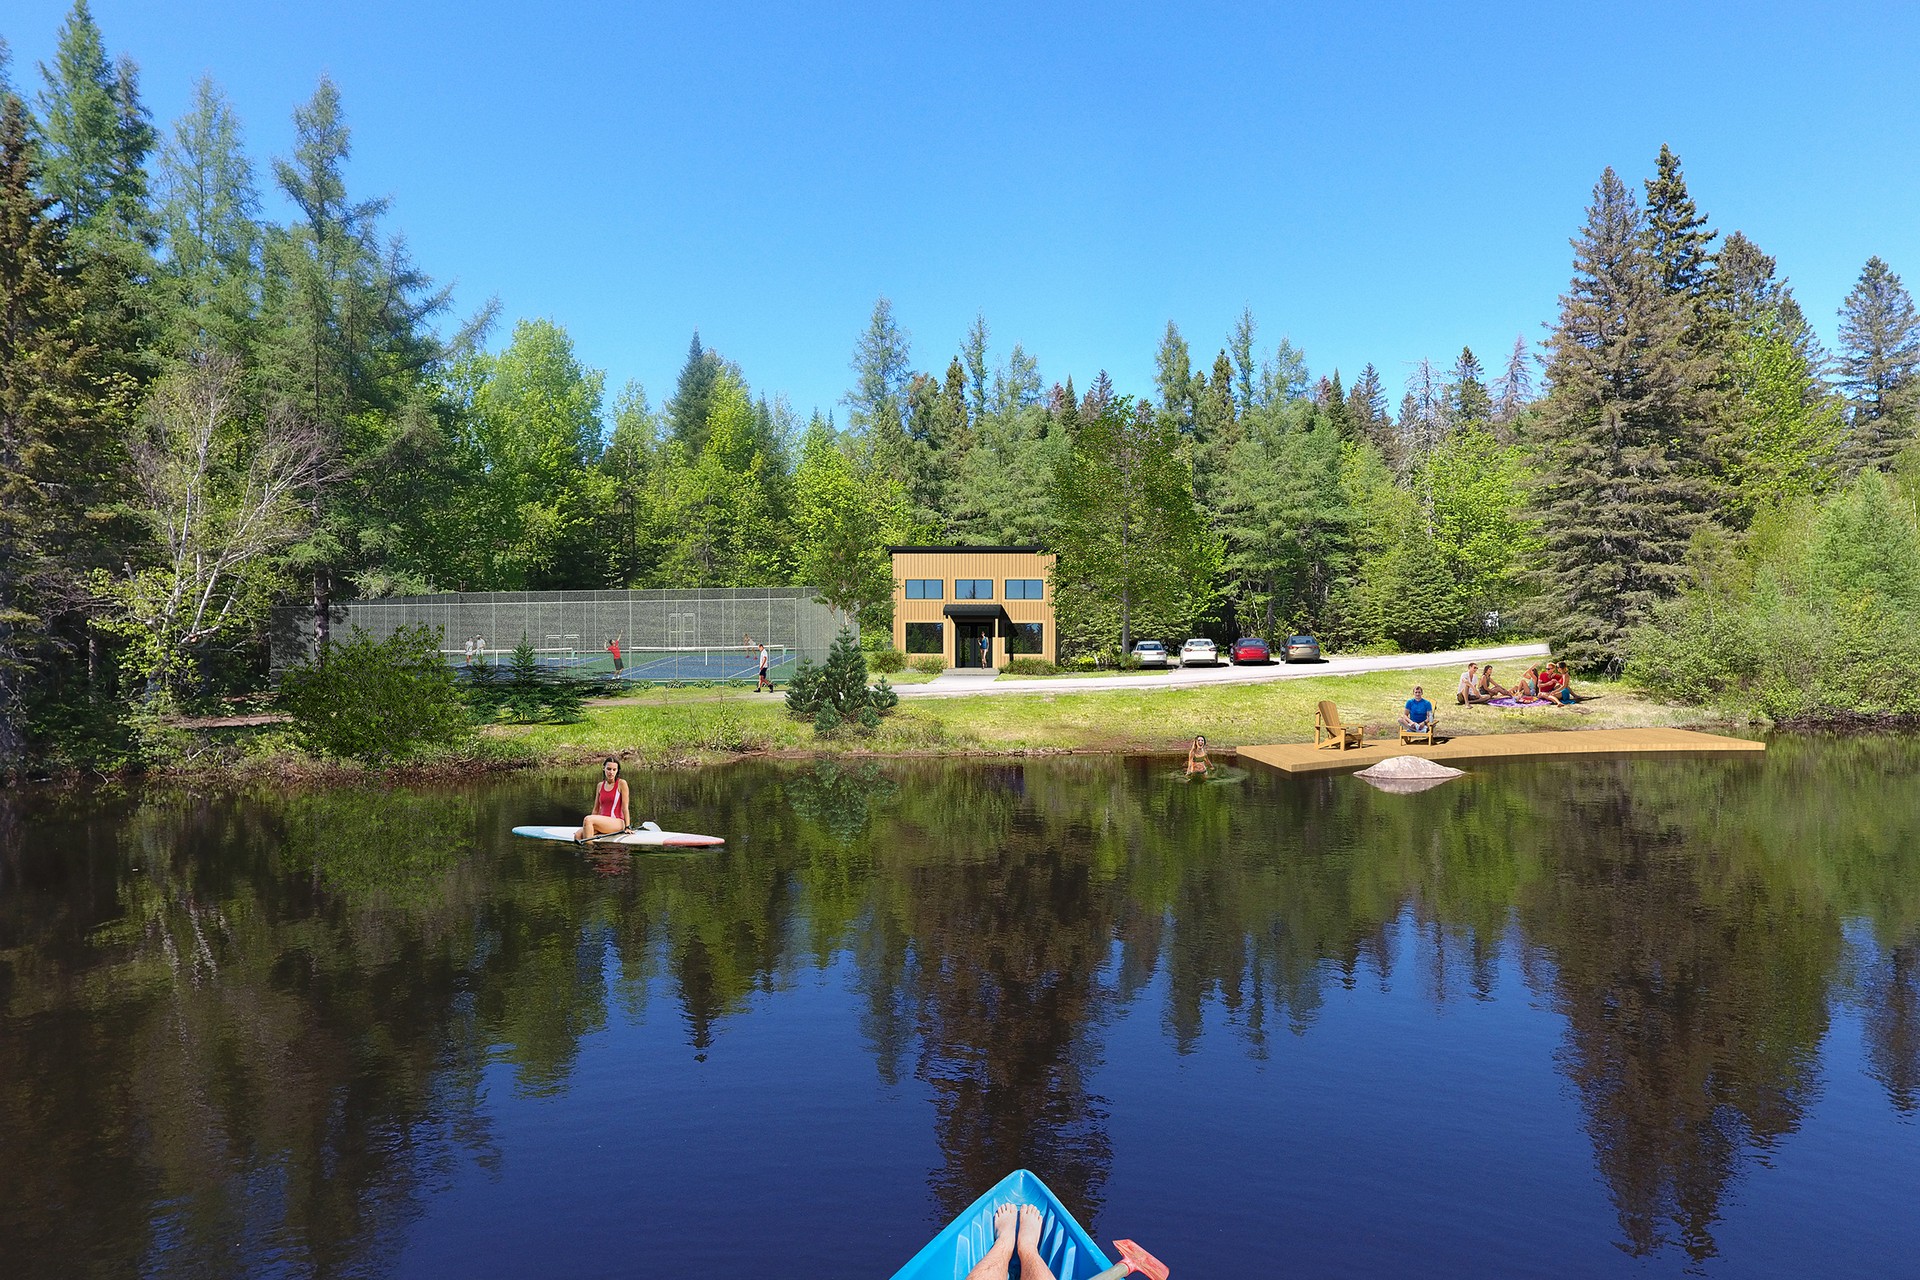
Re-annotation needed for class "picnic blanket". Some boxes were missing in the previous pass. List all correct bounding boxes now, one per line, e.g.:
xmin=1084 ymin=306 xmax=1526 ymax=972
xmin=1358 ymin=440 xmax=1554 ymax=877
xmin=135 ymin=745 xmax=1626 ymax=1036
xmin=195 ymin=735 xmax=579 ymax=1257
xmin=1486 ymin=696 xmax=1561 ymax=708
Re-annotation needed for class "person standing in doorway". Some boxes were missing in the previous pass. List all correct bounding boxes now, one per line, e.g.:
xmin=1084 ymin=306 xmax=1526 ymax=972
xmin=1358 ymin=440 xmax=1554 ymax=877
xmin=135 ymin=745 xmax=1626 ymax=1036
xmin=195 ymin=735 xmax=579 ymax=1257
xmin=978 ymin=631 xmax=991 ymax=669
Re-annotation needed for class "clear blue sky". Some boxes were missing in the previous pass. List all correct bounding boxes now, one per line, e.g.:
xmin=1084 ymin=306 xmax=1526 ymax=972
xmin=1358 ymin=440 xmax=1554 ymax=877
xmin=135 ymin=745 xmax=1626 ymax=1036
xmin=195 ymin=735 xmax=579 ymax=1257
xmin=7 ymin=1 xmax=1919 ymax=421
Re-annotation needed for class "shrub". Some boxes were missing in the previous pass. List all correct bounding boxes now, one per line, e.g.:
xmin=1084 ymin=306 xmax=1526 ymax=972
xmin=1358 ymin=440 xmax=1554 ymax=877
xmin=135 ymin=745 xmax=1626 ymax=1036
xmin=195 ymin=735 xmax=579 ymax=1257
xmin=461 ymin=636 xmax=586 ymax=723
xmin=1002 ymin=657 xmax=1057 ymax=676
xmin=867 ymin=647 xmax=906 ymax=673
xmin=278 ymin=624 xmax=468 ymax=763
xmin=786 ymin=629 xmax=900 ymax=734
xmin=909 ymin=655 xmax=946 ymax=674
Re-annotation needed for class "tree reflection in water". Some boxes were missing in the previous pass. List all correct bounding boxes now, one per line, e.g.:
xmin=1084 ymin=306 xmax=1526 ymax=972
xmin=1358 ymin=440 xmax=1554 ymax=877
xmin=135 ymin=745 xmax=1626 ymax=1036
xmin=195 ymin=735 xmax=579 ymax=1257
xmin=1 ymin=739 xmax=1918 ymax=1275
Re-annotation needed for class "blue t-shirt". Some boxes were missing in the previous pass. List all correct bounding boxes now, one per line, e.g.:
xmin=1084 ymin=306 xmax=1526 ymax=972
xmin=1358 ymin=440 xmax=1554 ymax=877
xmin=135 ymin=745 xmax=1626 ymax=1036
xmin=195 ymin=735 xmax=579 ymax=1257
xmin=1405 ymin=697 xmax=1434 ymax=724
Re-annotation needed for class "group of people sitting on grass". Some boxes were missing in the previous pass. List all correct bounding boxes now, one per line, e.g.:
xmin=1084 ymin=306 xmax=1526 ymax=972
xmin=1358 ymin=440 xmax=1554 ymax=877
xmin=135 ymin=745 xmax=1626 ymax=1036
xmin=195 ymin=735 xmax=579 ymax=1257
xmin=1394 ymin=661 xmax=1587 ymax=739
xmin=1455 ymin=660 xmax=1585 ymax=707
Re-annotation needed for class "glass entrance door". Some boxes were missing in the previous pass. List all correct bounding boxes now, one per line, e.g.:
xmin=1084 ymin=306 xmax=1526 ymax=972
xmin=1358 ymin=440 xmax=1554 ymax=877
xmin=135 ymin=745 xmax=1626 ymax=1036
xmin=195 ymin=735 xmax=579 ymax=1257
xmin=954 ymin=620 xmax=995 ymax=668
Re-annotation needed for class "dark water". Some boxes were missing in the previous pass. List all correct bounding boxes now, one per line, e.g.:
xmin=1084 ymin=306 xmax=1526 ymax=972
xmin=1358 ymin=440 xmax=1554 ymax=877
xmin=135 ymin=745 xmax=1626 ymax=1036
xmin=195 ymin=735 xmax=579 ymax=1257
xmin=3 ymin=741 xmax=1918 ymax=1278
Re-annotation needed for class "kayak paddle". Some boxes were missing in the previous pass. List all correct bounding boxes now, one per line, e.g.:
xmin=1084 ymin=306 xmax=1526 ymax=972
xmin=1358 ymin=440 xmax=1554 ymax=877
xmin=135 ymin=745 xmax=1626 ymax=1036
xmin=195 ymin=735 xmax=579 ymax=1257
xmin=1091 ymin=1238 xmax=1168 ymax=1280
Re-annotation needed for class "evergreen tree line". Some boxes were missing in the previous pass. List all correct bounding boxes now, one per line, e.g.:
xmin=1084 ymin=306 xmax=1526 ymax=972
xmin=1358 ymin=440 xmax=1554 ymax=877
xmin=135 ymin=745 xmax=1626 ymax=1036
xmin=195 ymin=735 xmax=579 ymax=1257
xmin=5 ymin=4 xmax=1920 ymax=773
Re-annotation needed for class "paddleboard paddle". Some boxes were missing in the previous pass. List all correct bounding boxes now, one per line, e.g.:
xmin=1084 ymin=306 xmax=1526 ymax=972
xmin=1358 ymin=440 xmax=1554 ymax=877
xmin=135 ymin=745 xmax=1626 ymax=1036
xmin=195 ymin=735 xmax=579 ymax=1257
xmin=1090 ymin=1239 xmax=1168 ymax=1280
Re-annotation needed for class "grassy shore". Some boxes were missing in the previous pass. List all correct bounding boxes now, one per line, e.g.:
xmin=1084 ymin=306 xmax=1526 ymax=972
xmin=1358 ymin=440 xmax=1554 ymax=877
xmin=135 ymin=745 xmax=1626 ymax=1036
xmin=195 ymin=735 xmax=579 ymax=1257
xmin=491 ymin=667 xmax=1744 ymax=768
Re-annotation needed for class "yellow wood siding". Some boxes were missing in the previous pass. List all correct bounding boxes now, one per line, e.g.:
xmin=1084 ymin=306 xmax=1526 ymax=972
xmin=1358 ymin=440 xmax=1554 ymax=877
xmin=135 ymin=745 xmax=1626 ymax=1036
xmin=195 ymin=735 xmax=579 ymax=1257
xmin=890 ymin=549 xmax=1056 ymax=667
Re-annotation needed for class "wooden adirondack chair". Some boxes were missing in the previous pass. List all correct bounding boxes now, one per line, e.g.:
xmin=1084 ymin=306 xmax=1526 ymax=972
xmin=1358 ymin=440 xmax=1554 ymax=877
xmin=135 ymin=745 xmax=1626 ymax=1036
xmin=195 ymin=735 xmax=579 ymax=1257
xmin=1315 ymin=700 xmax=1365 ymax=751
xmin=1400 ymin=718 xmax=1436 ymax=746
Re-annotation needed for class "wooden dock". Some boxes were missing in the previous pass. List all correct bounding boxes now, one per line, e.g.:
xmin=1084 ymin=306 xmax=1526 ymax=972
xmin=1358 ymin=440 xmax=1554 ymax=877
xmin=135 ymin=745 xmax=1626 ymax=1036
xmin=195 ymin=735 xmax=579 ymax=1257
xmin=1237 ymin=727 xmax=1764 ymax=775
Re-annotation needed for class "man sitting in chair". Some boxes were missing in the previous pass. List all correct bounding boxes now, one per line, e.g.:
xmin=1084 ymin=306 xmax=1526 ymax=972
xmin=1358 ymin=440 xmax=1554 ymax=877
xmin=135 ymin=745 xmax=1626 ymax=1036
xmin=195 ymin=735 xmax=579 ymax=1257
xmin=1401 ymin=686 xmax=1436 ymax=739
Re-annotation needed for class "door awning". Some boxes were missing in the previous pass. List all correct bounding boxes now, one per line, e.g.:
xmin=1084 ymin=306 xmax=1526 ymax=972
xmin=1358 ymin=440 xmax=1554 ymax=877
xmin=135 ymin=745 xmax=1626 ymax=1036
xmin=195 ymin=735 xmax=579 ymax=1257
xmin=941 ymin=603 xmax=1011 ymax=623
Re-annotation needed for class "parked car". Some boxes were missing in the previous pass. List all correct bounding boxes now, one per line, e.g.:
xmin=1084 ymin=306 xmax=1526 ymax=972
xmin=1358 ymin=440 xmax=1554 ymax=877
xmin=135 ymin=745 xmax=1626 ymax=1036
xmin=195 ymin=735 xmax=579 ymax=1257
xmin=1131 ymin=640 xmax=1169 ymax=667
xmin=1230 ymin=637 xmax=1271 ymax=664
xmin=1283 ymin=634 xmax=1322 ymax=663
xmin=1179 ymin=638 xmax=1219 ymax=667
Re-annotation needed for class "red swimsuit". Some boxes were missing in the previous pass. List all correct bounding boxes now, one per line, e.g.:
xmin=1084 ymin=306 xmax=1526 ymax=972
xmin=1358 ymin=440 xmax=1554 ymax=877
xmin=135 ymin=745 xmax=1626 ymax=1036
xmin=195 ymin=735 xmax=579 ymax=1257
xmin=594 ymin=780 xmax=625 ymax=822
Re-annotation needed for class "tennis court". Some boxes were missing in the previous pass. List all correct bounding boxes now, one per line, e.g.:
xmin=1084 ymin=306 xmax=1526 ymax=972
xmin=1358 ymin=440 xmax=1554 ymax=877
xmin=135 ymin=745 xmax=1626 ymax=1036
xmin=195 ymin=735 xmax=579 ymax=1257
xmin=272 ymin=587 xmax=846 ymax=683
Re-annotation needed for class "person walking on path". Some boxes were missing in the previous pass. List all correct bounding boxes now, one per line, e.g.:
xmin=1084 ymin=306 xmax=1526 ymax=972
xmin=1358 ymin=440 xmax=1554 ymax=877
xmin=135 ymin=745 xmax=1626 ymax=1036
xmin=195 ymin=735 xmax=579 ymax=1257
xmin=757 ymin=640 xmax=772 ymax=691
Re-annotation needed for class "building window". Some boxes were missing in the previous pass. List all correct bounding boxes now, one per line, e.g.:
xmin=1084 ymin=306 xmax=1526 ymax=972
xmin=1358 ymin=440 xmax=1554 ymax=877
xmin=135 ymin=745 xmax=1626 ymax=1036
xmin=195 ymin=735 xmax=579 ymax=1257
xmin=954 ymin=579 xmax=993 ymax=600
xmin=905 ymin=622 xmax=944 ymax=654
xmin=1005 ymin=579 xmax=1045 ymax=600
xmin=903 ymin=579 xmax=944 ymax=600
xmin=1008 ymin=622 xmax=1045 ymax=655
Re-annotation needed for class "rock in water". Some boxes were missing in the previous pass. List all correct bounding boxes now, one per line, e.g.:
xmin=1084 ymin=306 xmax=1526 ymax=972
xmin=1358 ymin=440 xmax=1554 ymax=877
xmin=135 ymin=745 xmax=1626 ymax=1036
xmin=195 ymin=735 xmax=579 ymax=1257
xmin=1355 ymin=755 xmax=1464 ymax=793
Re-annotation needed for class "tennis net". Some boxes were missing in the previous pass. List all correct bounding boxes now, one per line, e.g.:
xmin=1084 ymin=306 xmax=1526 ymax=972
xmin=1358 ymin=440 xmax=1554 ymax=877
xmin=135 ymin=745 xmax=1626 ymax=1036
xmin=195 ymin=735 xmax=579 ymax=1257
xmin=450 ymin=644 xmax=796 ymax=682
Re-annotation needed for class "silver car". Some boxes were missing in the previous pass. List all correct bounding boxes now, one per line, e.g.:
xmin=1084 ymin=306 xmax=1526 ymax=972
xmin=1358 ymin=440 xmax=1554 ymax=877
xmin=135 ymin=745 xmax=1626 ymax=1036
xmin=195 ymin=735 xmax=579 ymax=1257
xmin=1131 ymin=640 xmax=1169 ymax=667
xmin=1179 ymin=638 xmax=1219 ymax=667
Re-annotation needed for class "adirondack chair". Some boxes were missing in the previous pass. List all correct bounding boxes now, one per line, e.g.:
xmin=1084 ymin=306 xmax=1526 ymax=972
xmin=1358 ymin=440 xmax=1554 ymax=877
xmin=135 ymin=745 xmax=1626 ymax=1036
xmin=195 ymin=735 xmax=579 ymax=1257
xmin=1400 ymin=717 xmax=1436 ymax=746
xmin=1315 ymin=700 xmax=1365 ymax=751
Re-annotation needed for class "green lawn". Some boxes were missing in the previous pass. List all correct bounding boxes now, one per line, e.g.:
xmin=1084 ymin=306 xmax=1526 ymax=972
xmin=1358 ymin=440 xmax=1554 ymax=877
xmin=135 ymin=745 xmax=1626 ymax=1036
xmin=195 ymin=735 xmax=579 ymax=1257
xmin=495 ymin=667 xmax=1731 ymax=766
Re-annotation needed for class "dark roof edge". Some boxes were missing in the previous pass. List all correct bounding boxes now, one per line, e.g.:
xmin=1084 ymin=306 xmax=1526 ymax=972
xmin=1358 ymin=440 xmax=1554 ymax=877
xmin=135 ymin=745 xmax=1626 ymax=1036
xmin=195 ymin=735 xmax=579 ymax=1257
xmin=887 ymin=544 xmax=1048 ymax=554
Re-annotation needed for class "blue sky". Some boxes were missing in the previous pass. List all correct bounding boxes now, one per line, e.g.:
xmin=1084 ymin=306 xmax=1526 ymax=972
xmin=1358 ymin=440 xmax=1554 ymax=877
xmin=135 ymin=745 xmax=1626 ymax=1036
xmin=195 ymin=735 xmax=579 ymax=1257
xmin=6 ymin=1 xmax=1919 ymax=421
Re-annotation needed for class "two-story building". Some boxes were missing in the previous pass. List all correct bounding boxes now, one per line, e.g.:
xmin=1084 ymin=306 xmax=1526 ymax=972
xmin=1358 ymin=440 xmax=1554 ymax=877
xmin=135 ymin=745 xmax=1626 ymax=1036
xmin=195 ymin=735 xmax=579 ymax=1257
xmin=889 ymin=545 xmax=1056 ymax=669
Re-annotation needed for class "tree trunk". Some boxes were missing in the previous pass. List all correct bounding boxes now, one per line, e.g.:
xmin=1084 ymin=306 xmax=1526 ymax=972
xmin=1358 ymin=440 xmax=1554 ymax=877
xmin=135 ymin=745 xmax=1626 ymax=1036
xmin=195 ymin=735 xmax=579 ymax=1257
xmin=313 ymin=567 xmax=330 ymax=650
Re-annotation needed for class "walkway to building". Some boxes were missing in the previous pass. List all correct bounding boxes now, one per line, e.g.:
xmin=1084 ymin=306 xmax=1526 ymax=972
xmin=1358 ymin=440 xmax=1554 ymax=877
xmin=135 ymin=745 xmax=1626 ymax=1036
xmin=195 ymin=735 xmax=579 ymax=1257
xmin=1238 ymin=726 xmax=1765 ymax=775
xmin=894 ymin=642 xmax=1549 ymax=699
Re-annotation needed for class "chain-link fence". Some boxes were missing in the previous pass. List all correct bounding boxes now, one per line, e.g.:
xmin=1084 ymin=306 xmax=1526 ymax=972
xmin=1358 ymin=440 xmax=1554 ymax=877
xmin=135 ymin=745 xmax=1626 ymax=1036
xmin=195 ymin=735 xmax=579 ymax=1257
xmin=270 ymin=588 xmax=851 ymax=683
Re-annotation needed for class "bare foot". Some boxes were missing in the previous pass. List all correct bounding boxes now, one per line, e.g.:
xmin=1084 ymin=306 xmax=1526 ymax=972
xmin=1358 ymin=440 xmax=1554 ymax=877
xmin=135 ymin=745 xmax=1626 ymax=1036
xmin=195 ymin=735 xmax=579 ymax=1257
xmin=963 ymin=1204 xmax=1018 ymax=1280
xmin=1016 ymin=1204 xmax=1056 ymax=1280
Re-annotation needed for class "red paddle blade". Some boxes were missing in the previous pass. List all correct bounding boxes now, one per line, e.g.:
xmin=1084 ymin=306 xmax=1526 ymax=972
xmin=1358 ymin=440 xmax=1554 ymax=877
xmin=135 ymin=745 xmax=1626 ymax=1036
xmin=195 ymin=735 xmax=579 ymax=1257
xmin=1112 ymin=1239 xmax=1169 ymax=1280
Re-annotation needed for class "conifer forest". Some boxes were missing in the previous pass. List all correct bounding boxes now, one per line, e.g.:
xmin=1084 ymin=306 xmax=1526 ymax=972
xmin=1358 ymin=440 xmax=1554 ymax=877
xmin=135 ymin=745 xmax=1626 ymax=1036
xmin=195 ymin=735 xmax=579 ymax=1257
xmin=5 ymin=3 xmax=1920 ymax=774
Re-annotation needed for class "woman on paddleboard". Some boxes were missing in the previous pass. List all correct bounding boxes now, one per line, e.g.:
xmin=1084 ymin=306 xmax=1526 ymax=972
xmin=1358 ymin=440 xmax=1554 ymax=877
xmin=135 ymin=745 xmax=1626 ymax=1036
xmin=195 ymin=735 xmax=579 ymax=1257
xmin=574 ymin=757 xmax=631 ymax=841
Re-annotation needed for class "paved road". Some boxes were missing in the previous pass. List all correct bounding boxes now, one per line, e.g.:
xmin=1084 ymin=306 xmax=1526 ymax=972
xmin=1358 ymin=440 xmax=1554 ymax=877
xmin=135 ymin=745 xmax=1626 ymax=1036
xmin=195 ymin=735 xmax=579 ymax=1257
xmin=894 ymin=642 xmax=1550 ymax=699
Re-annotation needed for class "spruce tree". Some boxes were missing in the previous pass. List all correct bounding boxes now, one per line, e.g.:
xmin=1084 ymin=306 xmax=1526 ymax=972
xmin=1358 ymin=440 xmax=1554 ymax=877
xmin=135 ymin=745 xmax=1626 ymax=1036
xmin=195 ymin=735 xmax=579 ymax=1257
xmin=0 ymin=94 xmax=129 ymax=769
xmin=1643 ymin=145 xmax=1718 ymax=313
xmin=1345 ymin=364 xmax=1392 ymax=454
xmin=1531 ymin=168 xmax=1715 ymax=672
xmin=665 ymin=331 xmax=722 ymax=454
xmin=1836 ymin=256 xmax=1920 ymax=473
xmin=961 ymin=313 xmax=990 ymax=426
xmin=1446 ymin=346 xmax=1491 ymax=427
xmin=1492 ymin=335 xmax=1535 ymax=425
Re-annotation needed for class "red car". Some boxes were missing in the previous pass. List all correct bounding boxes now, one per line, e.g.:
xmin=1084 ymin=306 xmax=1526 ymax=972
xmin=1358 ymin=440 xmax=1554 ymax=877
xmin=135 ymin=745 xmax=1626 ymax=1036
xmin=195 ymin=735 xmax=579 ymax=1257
xmin=1230 ymin=637 xmax=1271 ymax=664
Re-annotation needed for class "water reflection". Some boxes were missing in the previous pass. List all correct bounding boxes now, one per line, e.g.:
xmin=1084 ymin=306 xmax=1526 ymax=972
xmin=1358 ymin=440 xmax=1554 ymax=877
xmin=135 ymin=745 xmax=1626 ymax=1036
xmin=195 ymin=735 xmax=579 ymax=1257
xmin=2 ymin=738 xmax=1919 ymax=1275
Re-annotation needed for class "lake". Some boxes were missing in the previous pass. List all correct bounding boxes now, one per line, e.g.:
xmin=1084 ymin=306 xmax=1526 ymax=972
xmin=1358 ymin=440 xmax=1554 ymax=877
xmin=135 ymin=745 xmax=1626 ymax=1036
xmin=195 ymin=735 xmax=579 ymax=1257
xmin=2 ymin=740 xmax=1917 ymax=1277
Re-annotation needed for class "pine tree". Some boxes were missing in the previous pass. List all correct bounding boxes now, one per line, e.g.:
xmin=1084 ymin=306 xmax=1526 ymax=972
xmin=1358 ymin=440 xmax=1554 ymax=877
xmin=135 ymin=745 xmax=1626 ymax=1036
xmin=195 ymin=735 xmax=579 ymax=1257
xmin=0 ymin=94 xmax=130 ymax=769
xmin=1836 ymin=256 xmax=1920 ymax=473
xmin=1492 ymin=335 xmax=1535 ymax=425
xmin=1531 ymin=168 xmax=1716 ymax=672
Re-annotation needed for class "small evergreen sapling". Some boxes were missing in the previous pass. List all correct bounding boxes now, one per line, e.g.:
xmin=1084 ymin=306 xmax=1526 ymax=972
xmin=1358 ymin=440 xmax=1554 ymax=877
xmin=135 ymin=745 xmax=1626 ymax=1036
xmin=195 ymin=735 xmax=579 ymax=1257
xmin=785 ymin=629 xmax=898 ymax=733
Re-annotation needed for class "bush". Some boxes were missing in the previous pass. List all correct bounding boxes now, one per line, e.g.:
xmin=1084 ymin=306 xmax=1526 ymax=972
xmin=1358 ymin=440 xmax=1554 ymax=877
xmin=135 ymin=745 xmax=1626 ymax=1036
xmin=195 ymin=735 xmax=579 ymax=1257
xmin=867 ymin=647 xmax=906 ymax=673
xmin=459 ymin=636 xmax=587 ymax=723
xmin=278 ymin=624 xmax=468 ymax=764
xmin=908 ymin=655 xmax=946 ymax=674
xmin=1002 ymin=657 xmax=1057 ymax=676
xmin=786 ymin=629 xmax=900 ymax=734
xmin=1626 ymin=472 xmax=1920 ymax=723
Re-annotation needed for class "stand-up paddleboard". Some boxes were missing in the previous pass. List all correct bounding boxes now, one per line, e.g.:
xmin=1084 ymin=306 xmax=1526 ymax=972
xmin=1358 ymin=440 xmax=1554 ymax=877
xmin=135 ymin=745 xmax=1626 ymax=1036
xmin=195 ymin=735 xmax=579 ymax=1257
xmin=513 ymin=821 xmax=725 ymax=849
